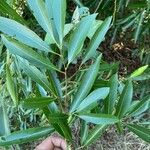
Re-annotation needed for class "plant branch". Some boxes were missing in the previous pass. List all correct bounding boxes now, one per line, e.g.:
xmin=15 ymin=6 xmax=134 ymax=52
xmin=73 ymin=0 xmax=84 ymax=7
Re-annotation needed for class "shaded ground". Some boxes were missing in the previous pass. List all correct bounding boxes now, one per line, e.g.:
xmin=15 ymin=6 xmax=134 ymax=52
xmin=89 ymin=128 xmax=150 ymax=150
xmin=101 ymin=30 xmax=141 ymax=76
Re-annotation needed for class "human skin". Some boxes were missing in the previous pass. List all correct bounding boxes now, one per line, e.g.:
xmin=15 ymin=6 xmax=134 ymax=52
xmin=35 ymin=136 xmax=67 ymax=150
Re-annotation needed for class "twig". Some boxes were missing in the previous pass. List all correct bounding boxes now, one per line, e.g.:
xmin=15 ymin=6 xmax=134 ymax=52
xmin=94 ymin=0 xmax=103 ymax=13
xmin=73 ymin=0 xmax=84 ymax=7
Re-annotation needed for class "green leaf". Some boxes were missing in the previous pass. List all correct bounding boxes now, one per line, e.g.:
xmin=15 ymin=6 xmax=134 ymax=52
xmin=2 ymin=35 xmax=60 ymax=72
xmin=70 ymin=55 xmax=102 ymax=112
xmin=6 ymin=64 xmax=18 ymax=106
xmin=68 ymin=14 xmax=97 ymax=64
xmin=80 ymin=121 xmax=88 ymax=145
xmin=93 ymin=79 xmax=109 ymax=89
xmin=83 ymin=16 xmax=112 ymax=63
xmin=45 ymin=0 xmax=59 ymax=45
xmin=128 ymin=1 xmax=147 ymax=9
xmin=19 ymin=59 xmax=56 ymax=94
xmin=72 ymin=7 xmax=89 ymax=24
xmin=0 ymin=127 xmax=54 ymax=146
xmin=78 ymin=113 xmax=119 ymax=125
xmin=64 ymin=24 xmax=73 ymax=37
xmin=133 ymin=73 xmax=150 ymax=81
xmin=115 ymin=80 xmax=133 ymax=119
xmin=19 ymin=59 xmax=62 ymax=98
xmin=44 ymin=112 xmax=72 ymax=140
xmin=105 ymin=74 xmax=118 ymax=114
xmin=77 ymin=87 xmax=110 ymax=112
xmin=57 ymin=121 xmax=72 ymax=141
xmin=127 ymin=96 xmax=150 ymax=116
xmin=42 ymin=108 xmax=66 ymax=137
xmin=117 ymin=13 xmax=138 ymax=25
xmin=122 ymin=14 xmax=140 ymax=30
xmin=21 ymin=97 xmax=54 ymax=109
xmin=73 ymin=0 xmax=84 ymax=7
xmin=99 ymin=62 xmax=119 ymax=72
xmin=126 ymin=124 xmax=150 ymax=143
xmin=87 ymin=20 xmax=103 ymax=39
xmin=0 ymin=98 xmax=10 ymax=136
xmin=48 ymin=71 xmax=63 ymax=99
xmin=44 ymin=112 xmax=68 ymax=124
xmin=0 ymin=0 xmax=27 ymax=24
xmin=82 ymin=125 xmax=107 ymax=147
xmin=134 ymin=10 xmax=145 ymax=43
xmin=48 ymin=0 xmax=66 ymax=45
xmin=27 ymin=0 xmax=54 ymax=41
xmin=130 ymin=65 xmax=148 ymax=78
xmin=0 ymin=17 xmax=50 ymax=52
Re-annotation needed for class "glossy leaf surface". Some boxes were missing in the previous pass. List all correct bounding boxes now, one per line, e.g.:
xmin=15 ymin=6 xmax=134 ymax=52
xmin=70 ymin=55 xmax=101 ymax=112
xmin=77 ymin=87 xmax=110 ymax=112
xmin=21 ymin=97 xmax=54 ymax=109
xmin=130 ymin=65 xmax=148 ymax=78
xmin=0 ymin=127 xmax=54 ymax=146
xmin=115 ymin=80 xmax=133 ymax=119
xmin=0 ymin=17 xmax=50 ymax=52
xmin=0 ymin=0 xmax=27 ymax=24
xmin=127 ymin=96 xmax=150 ymax=116
xmin=27 ymin=0 xmax=54 ymax=39
xmin=6 ymin=64 xmax=18 ymax=106
xmin=68 ymin=14 xmax=96 ymax=63
xmin=19 ymin=60 xmax=54 ymax=94
xmin=51 ymin=0 xmax=66 ymax=45
xmin=82 ymin=125 xmax=107 ymax=147
xmin=127 ymin=124 xmax=150 ymax=143
xmin=83 ymin=16 xmax=112 ymax=63
xmin=2 ymin=36 xmax=60 ymax=72
xmin=79 ymin=113 xmax=119 ymax=125
xmin=105 ymin=74 xmax=118 ymax=114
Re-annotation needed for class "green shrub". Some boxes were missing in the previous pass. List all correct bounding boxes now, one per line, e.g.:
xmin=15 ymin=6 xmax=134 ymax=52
xmin=0 ymin=0 xmax=149 ymax=149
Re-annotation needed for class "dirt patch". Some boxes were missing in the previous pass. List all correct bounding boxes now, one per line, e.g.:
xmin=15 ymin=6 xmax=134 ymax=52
xmin=101 ymin=34 xmax=141 ymax=76
xmin=89 ymin=128 xmax=150 ymax=150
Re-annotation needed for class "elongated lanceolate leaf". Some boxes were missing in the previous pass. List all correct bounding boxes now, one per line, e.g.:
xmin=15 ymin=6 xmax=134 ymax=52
xmin=46 ymin=0 xmax=66 ymax=45
xmin=21 ymin=97 xmax=55 ymax=109
xmin=77 ymin=87 xmax=110 ymax=112
xmin=0 ymin=17 xmax=50 ymax=52
xmin=80 ymin=121 xmax=88 ymax=145
xmin=44 ymin=112 xmax=72 ymax=140
xmin=2 ymin=35 xmax=60 ymax=72
xmin=78 ymin=113 xmax=119 ymax=125
xmin=105 ymin=73 xmax=118 ymax=114
xmin=134 ymin=10 xmax=145 ymax=43
xmin=115 ymin=80 xmax=133 ymax=119
xmin=133 ymin=73 xmax=150 ymax=81
xmin=19 ymin=60 xmax=54 ymax=93
xmin=70 ymin=55 xmax=101 ymax=112
xmin=45 ymin=0 xmax=59 ymax=45
xmin=87 ymin=20 xmax=103 ymax=39
xmin=82 ymin=125 xmax=107 ymax=147
xmin=49 ymin=71 xmax=63 ymax=99
xmin=27 ymin=0 xmax=54 ymax=41
xmin=0 ymin=0 xmax=27 ymax=24
xmin=83 ymin=16 xmax=112 ymax=63
xmin=68 ymin=14 xmax=97 ymax=64
xmin=130 ymin=65 xmax=148 ymax=78
xmin=0 ymin=99 xmax=10 ymax=136
xmin=127 ymin=124 xmax=150 ymax=143
xmin=127 ymin=95 xmax=150 ymax=116
xmin=0 ymin=127 xmax=54 ymax=146
xmin=6 ymin=64 xmax=18 ymax=106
